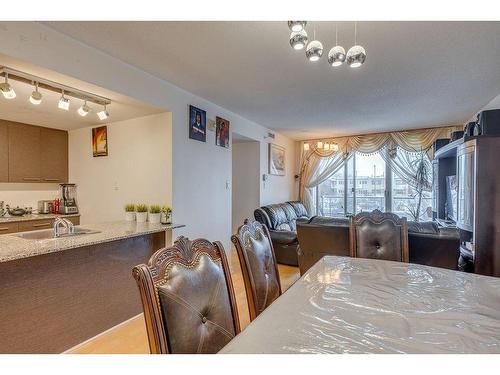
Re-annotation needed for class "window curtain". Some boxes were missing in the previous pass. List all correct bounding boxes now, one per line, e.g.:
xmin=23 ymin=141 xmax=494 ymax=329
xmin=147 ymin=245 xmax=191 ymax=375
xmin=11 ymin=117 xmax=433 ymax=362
xmin=299 ymin=126 xmax=460 ymax=214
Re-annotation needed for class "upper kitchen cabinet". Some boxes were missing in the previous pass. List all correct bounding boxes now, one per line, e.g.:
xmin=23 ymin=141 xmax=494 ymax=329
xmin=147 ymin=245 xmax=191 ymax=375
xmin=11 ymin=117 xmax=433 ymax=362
xmin=8 ymin=122 xmax=41 ymax=183
xmin=40 ymin=128 xmax=68 ymax=183
xmin=0 ymin=122 xmax=8 ymax=182
xmin=4 ymin=120 xmax=68 ymax=183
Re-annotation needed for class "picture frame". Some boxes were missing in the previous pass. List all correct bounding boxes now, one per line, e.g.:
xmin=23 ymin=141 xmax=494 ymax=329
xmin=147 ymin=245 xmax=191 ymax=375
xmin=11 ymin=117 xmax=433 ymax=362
xmin=188 ymin=105 xmax=207 ymax=142
xmin=215 ymin=116 xmax=230 ymax=148
xmin=92 ymin=126 xmax=108 ymax=157
xmin=268 ymin=143 xmax=286 ymax=176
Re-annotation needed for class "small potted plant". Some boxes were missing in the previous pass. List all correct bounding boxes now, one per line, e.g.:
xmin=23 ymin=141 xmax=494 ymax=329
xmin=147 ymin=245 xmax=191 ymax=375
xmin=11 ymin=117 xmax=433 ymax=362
xmin=149 ymin=204 xmax=161 ymax=224
xmin=124 ymin=203 xmax=136 ymax=222
xmin=161 ymin=205 xmax=172 ymax=224
xmin=136 ymin=204 xmax=148 ymax=223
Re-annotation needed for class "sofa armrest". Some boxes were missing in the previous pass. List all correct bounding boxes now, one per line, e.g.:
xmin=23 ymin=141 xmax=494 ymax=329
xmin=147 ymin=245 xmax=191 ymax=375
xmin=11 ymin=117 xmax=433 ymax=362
xmin=270 ymin=230 xmax=298 ymax=245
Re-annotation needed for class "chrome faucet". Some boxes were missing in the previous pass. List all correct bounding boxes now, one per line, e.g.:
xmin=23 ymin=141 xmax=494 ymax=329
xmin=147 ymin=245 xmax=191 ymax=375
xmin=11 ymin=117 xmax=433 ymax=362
xmin=53 ymin=217 xmax=74 ymax=238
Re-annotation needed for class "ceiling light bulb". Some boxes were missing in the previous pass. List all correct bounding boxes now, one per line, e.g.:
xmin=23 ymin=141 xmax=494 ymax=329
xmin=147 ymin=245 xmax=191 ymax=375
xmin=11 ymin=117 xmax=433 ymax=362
xmin=29 ymin=83 xmax=42 ymax=105
xmin=306 ymin=40 xmax=323 ymax=62
xmin=97 ymin=105 xmax=109 ymax=120
xmin=77 ymin=101 xmax=90 ymax=117
xmin=317 ymin=141 xmax=323 ymax=149
xmin=58 ymin=91 xmax=70 ymax=110
xmin=289 ymin=30 xmax=308 ymax=50
xmin=346 ymin=45 xmax=366 ymax=68
xmin=328 ymin=46 xmax=346 ymax=67
xmin=288 ymin=21 xmax=307 ymax=32
xmin=0 ymin=74 xmax=16 ymax=99
xmin=303 ymin=143 xmax=310 ymax=151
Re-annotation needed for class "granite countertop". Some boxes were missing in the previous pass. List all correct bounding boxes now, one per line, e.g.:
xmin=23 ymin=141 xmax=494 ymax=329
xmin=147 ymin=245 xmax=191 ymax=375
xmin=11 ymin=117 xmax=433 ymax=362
xmin=0 ymin=221 xmax=184 ymax=263
xmin=0 ymin=213 xmax=80 ymax=223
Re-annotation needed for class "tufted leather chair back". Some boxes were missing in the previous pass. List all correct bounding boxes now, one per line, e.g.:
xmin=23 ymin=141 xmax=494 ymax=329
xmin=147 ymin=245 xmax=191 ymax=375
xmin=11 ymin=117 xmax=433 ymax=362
xmin=349 ymin=210 xmax=409 ymax=262
xmin=231 ymin=220 xmax=282 ymax=321
xmin=132 ymin=236 xmax=240 ymax=354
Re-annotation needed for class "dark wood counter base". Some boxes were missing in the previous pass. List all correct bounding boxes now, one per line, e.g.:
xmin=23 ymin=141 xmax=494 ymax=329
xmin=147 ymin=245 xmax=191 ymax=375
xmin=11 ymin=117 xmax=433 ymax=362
xmin=0 ymin=232 xmax=165 ymax=353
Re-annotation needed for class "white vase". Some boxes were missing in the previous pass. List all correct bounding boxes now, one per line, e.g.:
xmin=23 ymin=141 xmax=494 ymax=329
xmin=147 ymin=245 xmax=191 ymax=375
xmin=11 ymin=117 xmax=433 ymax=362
xmin=125 ymin=212 xmax=136 ymax=222
xmin=149 ymin=213 xmax=161 ymax=224
xmin=136 ymin=212 xmax=148 ymax=223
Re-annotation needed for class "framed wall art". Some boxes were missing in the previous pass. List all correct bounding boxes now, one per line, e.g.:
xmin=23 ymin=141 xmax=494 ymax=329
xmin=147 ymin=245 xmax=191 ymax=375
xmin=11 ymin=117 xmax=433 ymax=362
xmin=268 ymin=143 xmax=285 ymax=176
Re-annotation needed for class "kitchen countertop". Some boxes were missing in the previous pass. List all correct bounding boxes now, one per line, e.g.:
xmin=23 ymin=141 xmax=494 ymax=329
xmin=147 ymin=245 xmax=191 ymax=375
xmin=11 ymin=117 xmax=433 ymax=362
xmin=0 ymin=221 xmax=184 ymax=263
xmin=0 ymin=213 xmax=80 ymax=223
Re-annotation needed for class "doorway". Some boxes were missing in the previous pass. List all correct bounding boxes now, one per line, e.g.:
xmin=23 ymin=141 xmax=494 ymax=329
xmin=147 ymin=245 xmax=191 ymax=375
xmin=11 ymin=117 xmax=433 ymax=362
xmin=231 ymin=132 xmax=260 ymax=235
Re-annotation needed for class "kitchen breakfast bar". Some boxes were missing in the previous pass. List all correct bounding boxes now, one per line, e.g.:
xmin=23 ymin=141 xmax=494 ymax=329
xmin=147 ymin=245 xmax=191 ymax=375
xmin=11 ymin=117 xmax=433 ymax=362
xmin=0 ymin=221 xmax=183 ymax=353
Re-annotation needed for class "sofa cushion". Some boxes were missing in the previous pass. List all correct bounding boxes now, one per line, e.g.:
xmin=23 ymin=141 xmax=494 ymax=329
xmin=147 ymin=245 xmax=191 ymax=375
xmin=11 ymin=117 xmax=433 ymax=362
xmin=408 ymin=221 xmax=439 ymax=234
xmin=262 ymin=204 xmax=298 ymax=231
xmin=270 ymin=230 xmax=298 ymax=245
xmin=287 ymin=201 xmax=309 ymax=219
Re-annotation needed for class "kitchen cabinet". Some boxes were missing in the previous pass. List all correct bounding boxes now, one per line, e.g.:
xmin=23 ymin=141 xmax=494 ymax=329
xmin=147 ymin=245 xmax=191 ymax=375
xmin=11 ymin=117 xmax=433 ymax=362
xmin=8 ymin=122 xmax=41 ymax=182
xmin=0 ymin=122 xmax=8 ymax=182
xmin=0 ymin=222 xmax=18 ymax=234
xmin=18 ymin=219 xmax=53 ymax=232
xmin=40 ymin=128 xmax=68 ymax=183
xmin=1 ymin=120 xmax=68 ymax=183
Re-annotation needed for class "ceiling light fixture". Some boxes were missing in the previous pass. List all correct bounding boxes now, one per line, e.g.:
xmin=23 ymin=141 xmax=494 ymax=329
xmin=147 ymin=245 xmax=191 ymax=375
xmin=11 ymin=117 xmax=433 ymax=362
xmin=290 ymin=30 xmax=308 ymax=50
xmin=328 ymin=23 xmax=346 ymax=67
xmin=77 ymin=101 xmax=90 ymax=117
xmin=0 ymin=73 xmax=16 ymax=99
xmin=346 ymin=22 xmax=367 ymax=68
xmin=97 ymin=105 xmax=109 ymax=120
xmin=58 ymin=90 xmax=70 ymax=110
xmin=29 ymin=82 xmax=42 ymax=105
xmin=306 ymin=28 xmax=323 ymax=62
xmin=288 ymin=21 xmax=307 ymax=32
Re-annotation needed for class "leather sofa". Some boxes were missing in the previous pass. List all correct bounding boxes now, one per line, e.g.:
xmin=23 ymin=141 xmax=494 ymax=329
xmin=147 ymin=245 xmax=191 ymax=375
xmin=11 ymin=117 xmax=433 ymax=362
xmin=254 ymin=201 xmax=309 ymax=266
xmin=297 ymin=216 xmax=460 ymax=274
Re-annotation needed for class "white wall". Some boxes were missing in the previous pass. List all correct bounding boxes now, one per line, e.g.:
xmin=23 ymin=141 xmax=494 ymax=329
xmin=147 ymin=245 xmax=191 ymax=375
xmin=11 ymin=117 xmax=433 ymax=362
xmin=68 ymin=113 xmax=172 ymax=224
xmin=0 ymin=22 xmax=298 ymax=251
xmin=0 ymin=183 xmax=58 ymax=211
xmin=232 ymin=141 xmax=260 ymax=234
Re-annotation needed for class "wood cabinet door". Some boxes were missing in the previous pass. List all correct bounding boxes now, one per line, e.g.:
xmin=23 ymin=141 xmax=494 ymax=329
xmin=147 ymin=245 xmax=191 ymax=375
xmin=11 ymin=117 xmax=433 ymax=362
xmin=40 ymin=128 xmax=68 ymax=183
xmin=0 ymin=122 xmax=8 ymax=182
xmin=8 ymin=122 xmax=41 ymax=182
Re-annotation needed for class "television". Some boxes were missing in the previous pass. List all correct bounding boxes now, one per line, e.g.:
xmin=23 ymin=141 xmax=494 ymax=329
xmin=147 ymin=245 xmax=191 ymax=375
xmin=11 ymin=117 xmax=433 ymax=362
xmin=445 ymin=175 xmax=457 ymax=222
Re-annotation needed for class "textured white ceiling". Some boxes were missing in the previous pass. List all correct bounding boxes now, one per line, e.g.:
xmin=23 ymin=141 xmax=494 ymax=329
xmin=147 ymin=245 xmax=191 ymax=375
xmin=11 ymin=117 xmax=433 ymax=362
xmin=43 ymin=21 xmax=500 ymax=139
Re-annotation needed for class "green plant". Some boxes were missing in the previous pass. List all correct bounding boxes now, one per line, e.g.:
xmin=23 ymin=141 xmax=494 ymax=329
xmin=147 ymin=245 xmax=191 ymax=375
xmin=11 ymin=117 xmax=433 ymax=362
xmin=404 ymin=152 xmax=432 ymax=222
xmin=136 ymin=204 xmax=148 ymax=213
xmin=124 ymin=203 xmax=136 ymax=212
xmin=161 ymin=205 xmax=172 ymax=215
xmin=149 ymin=205 xmax=161 ymax=214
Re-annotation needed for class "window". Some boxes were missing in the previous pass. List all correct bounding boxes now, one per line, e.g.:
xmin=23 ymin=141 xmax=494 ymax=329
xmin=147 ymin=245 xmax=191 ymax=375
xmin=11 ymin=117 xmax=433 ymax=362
xmin=316 ymin=150 xmax=433 ymax=220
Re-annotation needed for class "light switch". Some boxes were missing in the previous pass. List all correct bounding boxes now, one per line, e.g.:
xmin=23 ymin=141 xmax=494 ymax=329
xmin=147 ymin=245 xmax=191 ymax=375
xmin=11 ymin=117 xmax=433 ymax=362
xmin=226 ymin=180 xmax=231 ymax=190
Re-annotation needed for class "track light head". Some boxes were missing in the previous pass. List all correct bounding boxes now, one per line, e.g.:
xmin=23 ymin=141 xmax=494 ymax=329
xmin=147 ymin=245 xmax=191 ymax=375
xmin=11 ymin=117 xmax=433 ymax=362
xmin=77 ymin=101 xmax=90 ymax=117
xmin=97 ymin=105 xmax=109 ymax=120
xmin=58 ymin=91 xmax=70 ymax=110
xmin=29 ymin=82 xmax=42 ymax=105
xmin=0 ymin=74 xmax=16 ymax=99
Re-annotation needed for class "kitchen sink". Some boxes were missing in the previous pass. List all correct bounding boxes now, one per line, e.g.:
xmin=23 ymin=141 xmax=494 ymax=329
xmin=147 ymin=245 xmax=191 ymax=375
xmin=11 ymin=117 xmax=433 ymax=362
xmin=14 ymin=227 xmax=100 ymax=240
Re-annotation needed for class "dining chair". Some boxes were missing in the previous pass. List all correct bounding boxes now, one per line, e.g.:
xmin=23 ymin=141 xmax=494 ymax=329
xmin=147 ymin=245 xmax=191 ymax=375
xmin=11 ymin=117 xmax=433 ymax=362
xmin=231 ymin=219 xmax=282 ymax=322
xmin=132 ymin=236 xmax=240 ymax=354
xmin=349 ymin=209 xmax=409 ymax=262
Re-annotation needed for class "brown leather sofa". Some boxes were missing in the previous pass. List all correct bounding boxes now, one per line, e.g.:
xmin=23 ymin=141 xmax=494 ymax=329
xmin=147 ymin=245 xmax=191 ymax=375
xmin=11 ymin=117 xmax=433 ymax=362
xmin=297 ymin=216 xmax=460 ymax=274
xmin=254 ymin=201 xmax=309 ymax=266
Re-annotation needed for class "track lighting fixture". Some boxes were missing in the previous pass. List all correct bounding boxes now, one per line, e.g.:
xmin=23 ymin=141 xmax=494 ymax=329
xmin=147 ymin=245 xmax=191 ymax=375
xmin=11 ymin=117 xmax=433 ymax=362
xmin=77 ymin=101 xmax=91 ymax=117
xmin=97 ymin=105 xmax=109 ymax=121
xmin=29 ymin=82 xmax=42 ymax=105
xmin=0 ymin=73 xmax=16 ymax=99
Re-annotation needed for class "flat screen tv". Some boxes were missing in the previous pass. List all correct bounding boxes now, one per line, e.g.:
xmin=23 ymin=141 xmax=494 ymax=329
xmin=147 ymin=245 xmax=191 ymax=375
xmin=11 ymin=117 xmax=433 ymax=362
xmin=446 ymin=175 xmax=457 ymax=222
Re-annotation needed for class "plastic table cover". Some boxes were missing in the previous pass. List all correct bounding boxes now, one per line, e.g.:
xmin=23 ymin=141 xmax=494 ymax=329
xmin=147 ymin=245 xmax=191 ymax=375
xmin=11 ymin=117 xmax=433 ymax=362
xmin=220 ymin=256 xmax=500 ymax=354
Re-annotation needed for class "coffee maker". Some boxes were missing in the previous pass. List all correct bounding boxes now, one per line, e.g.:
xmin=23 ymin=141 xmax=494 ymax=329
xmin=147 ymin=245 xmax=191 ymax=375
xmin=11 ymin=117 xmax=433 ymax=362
xmin=59 ymin=184 xmax=79 ymax=214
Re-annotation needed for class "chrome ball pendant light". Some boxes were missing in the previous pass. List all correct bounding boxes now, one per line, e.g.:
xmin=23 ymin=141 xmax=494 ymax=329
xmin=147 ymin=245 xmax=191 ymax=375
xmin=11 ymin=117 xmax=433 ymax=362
xmin=346 ymin=22 xmax=366 ymax=68
xmin=328 ymin=23 xmax=346 ymax=67
xmin=289 ymin=30 xmax=308 ymax=50
xmin=288 ymin=21 xmax=307 ymax=32
xmin=306 ymin=40 xmax=323 ymax=61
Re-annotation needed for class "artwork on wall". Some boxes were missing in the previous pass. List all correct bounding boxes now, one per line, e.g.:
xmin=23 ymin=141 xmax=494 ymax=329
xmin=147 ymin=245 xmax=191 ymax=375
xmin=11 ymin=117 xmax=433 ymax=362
xmin=215 ymin=116 xmax=230 ymax=148
xmin=188 ymin=105 xmax=206 ymax=142
xmin=269 ymin=143 xmax=286 ymax=176
xmin=92 ymin=126 xmax=108 ymax=157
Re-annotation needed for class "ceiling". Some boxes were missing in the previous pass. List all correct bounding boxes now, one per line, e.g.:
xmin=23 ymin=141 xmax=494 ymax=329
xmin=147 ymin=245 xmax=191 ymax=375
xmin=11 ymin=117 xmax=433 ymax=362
xmin=43 ymin=21 xmax=500 ymax=139
xmin=0 ymin=54 xmax=163 ymax=131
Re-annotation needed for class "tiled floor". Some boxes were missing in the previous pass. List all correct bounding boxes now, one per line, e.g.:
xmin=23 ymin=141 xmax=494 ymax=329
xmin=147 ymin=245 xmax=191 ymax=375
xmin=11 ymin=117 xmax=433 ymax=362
xmin=67 ymin=249 xmax=300 ymax=354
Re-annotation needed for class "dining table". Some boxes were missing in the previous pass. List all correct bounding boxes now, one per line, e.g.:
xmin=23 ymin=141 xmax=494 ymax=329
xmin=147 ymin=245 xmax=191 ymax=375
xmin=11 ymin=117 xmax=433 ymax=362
xmin=219 ymin=256 xmax=500 ymax=354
